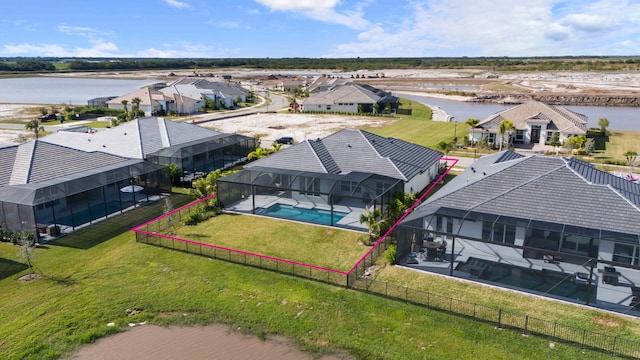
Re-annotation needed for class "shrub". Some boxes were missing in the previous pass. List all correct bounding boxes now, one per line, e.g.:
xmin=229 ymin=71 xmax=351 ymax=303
xmin=385 ymin=244 xmax=397 ymax=265
xmin=183 ymin=207 xmax=205 ymax=225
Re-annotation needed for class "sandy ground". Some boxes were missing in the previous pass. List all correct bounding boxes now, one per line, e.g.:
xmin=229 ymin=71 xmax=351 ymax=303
xmin=67 ymin=325 xmax=346 ymax=360
xmin=201 ymin=112 xmax=393 ymax=144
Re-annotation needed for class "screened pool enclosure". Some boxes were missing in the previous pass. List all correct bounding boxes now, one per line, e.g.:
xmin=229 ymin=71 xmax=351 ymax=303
xmin=0 ymin=160 xmax=170 ymax=237
xmin=217 ymin=166 xmax=404 ymax=230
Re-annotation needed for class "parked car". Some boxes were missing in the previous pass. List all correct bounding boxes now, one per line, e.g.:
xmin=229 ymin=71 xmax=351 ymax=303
xmin=39 ymin=114 xmax=57 ymax=122
xmin=274 ymin=136 xmax=294 ymax=145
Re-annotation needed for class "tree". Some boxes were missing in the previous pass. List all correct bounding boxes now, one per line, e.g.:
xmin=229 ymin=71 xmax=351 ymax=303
xmin=465 ymin=118 xmax=480 ymax=145
xmin=584 ymin=138 xmax=595 ymax=155
xmin=373 ymin=103 xmax=380 ymax=114
xmin=121 ymin=100 xmax=129 ymax=118
xmin=131 ymin=97 xmax=141 ymax=119
xmin=162 ymin=197 xmax=177 ymax=235
xmin=436 ymin=140 xmax=455 ymax=157
xmin=548 ymin=132 xmax=561 ymax=147
xmin=167 ymin=163 xmax=181 ymax=186
xmin=497 ymin=119 xmax=515 ymax=151
xmin=385 ymin=192 xmax=417 ymax=225
xmin=25 ymin=119 xmax=44 ymax=139
xmin=17 ymin=231 xmax=36 ymax=279
xmin=359 ymin=206 xmax=383 ymax=244
xmin=248 ymin=147 xmax=271 ymax=161
xmin=624 ymin=150 xmax=637 ymax=176
xmin=567 ymin=135 xmax=588 ymax=150
xmin=598 ymin=117 xmax=610 ymax=135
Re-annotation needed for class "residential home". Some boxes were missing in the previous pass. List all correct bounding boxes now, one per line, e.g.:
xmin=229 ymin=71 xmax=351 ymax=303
xmin=161 ymin=78 xmax=248 ymax=109
xmin=40 ymin=117 xmax=256 ymax=175
xmin=471 ymin=101 xmax=587 ymax=147
xmin=397 ymin=151 xmax=640 ymax=314
xmin=107 ymin=87 xmax=192 ymax=116
xmin=0 ymin=140 xmax=170 ymax=236
xmin=301 ymin=83 xmax=399 ymax=114
xmin=217 ymin=129 xmax=441 ymax=230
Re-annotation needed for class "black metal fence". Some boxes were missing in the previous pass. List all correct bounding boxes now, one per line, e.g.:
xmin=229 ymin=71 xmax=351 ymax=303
xmin=352 ymin=277 xmax=640 ymax=358
xmin=133 ymin=194 xmax=640 ymax=359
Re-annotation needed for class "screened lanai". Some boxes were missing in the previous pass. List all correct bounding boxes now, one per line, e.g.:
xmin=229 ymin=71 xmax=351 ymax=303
xmin=146 ymin=134 xmax=256 ymax=175
xmin=0 ymin=160 xmax=170 ymax=237
xmin=397 ymin=206 xmax=640 ymax=312
xmin=217 ymin=166 xmax=403 ymax=230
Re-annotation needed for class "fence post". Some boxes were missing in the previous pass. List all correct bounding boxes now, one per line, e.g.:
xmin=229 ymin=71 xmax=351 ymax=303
xmin=524 ymin=315 xmax=529 ymax=335
xmin=473 ymin=303 xmax=476 ymax=318
xmin=611 ymin=337 xmax=616 ymax=357
xmin=385 ymin=281 xmax=388 ymax=297
xmin=553 ymin=322 xmax=557 ymax=342
xmin=498 ymin=309 xmax=502 ymax=329
xmin=406 ymin=286 xmax=408 ymax=302
xmin=582 ymin=329 xmax=586 ymax=350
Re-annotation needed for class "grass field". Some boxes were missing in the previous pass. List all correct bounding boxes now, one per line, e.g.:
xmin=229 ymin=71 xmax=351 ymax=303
xmin=173 ymin=214 xmax=366 ymax=271
xmin=0 ymin=199 xmax=618 ymax=360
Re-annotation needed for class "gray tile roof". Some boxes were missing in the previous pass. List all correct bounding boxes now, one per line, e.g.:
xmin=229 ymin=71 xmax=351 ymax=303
xmin=303 ymin=83 xmax=382 ymax=105
xmin=404 ymin=152 xmax=640 ymax=235
xmin=41 ymin=117 xmax=224 ymax=160
xmin=246 ymin=129 xmax=442 ymax=182
xmin=0 ymin=140 xmax=131 ymax=185
xmin=478 ymin=101 xmax=587 ymax=135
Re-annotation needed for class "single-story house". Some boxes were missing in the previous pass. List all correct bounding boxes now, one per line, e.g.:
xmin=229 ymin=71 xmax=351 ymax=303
xmin=301 ymin=83 xmax=399 ymax=114
xmin=107 ymin=87 xmax=200 ymax=116
xmin=0 ymin=140 xmax=170 ymax=236
xmin=470 ymin=101 xmax=588 ymax=146
xmin=40 ymin=117 xmax=256 ymax=175
xmin=397 ymin=151 xmax=640 ymax=313
xmin=217 ymin=129 xmax=442 ymax=230
xmin=160 ymin=78 xmax=248 ymax=109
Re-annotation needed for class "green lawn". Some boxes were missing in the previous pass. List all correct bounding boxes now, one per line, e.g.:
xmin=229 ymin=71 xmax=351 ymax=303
xmin=0 ymin=204 xmax=613 ymax=360
xmin=173 ymin=214 xmax=366 ymax=271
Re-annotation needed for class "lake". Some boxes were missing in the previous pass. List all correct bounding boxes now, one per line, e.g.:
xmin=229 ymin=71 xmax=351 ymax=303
xmin=0 ymin=77 xmax=161 ymax=105
xmin=401 ymin=94 xmax=640 ymax=131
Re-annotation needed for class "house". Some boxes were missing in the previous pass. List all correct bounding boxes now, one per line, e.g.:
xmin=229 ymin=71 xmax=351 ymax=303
xmin=0 ymin=140 xmax=170 ymax=236
xmin=106 ymin=87 xmax=199 ymax=116
xmin=217 ymin=129 xmax=442 ymax=230
xmin=397 ymin=151 xmax=640 ymax=313
xmin=301 ymin=83 xmax=399 ymax=114
xmin=40 ymin=117 xmax=256 ymax=175
xmin=160 ymin=78 xmax=248 ymax=109
xmin=470 ymin=101 xmax=587 ymax=146
xmin=87 ymin=96 xmax=116 ymax=108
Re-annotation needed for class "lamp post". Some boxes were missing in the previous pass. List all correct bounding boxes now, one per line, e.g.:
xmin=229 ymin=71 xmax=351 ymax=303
xmin=453 ymin=120 xmax=457 ymax=142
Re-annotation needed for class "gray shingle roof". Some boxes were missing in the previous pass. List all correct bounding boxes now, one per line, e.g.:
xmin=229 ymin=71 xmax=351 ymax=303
xmin=303 ymin=83 xmax=383 ymax=105
xmin=404 ymin=152 xmax=640 ymax=235
xmin=246 ymin=129 xmax=442 ymax=181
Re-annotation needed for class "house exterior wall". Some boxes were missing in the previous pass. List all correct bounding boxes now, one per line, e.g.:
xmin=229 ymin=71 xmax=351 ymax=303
xmin=403 ymin=163 xmax=438 ymax=194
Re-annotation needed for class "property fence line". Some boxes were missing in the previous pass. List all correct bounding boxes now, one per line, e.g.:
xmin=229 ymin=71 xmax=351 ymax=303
xmin=131 ymin=158 xmax=640 ymax=358
xmin=351 ymin=277 xmax=640 ymax=358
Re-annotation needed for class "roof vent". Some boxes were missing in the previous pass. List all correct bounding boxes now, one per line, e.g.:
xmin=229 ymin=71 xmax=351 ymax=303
xmin=102 ymin=145 xmax=106 ymax=148
xmin=124 ymin=132 xmax=127 ymax=135
xmin=88 ymin=139 xmax=91 ymax=142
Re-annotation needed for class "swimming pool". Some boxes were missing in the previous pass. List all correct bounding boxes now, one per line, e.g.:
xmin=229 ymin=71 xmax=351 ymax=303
xmin=257 ymin=203 xmax=348 ymax=225
xmin=458 ymin=257 xmax=596 ymax=303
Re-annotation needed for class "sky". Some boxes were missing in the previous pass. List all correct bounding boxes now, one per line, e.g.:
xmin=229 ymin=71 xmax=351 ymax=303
xmin=0 ymin=0 xmax=639 ymax=58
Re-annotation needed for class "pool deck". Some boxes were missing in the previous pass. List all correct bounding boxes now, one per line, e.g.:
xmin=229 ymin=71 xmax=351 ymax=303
xmin=403 ymin=237 xmax=640 ymax=314
xmin=224 ymin=195 xmax=367 ymax=231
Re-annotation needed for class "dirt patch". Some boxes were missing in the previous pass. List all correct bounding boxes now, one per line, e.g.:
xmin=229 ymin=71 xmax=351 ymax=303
xmin=593 ymin=315 xmax=625 ymax=328
xmin=17 ymin=273 xmax=41 ymax=282
xmin=66 ymin=324 xmax=348 ymax=360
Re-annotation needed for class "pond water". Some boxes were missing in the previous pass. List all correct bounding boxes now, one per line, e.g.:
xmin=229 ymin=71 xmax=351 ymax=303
xmin=0 ymin=77 xmax=161 ymax=105
xmin=402 ymin=94 xmax=640 ymax=131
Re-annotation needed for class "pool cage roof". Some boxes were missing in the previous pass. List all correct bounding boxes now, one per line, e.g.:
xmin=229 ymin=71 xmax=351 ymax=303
xmin=147 ymin=133 xmax=255 ymax=160
xmin=399 ymin=205 xmax=640 ymax=245
xmin=218 ymin=166 xmax=403 ymax=198
xmin=0 ymin=159 xmax=165 ymax=206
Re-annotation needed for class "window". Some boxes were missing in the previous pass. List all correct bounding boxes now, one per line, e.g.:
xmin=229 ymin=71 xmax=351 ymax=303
xmin=375 ymin=182 xmax=392 ymax=196
xmin=326 ymin=105 xmax=332 ymax=111
xmin=487 ymin=133 xmax=496 ymax=143
xmin=546 ymin=131 xmax=558 ymax=143
xmin=436 ymin=215 xmax=443 ymax=232
xmin=340 ymin=181 xmax=360 ymax=194
xmin=515 ymin=130 xmax=525 ymax=143
xmin=613 ymin=243 xmax=638 ymax=265
xmin=301 ymin=176 xmax=320 ymax=196
xmin=483 ymin=221 xmax=516 ymax=244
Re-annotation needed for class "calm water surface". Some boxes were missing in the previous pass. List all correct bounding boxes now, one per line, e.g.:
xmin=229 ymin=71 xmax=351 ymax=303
xmin=0 ymin=77 xmax=160 ymax=105
xmin=402 ymin=94 xmax=640 ymax=131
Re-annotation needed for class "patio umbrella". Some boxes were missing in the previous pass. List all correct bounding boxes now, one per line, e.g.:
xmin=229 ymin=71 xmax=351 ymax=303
xmin=120 ymin=185 xmax=144 ymax=193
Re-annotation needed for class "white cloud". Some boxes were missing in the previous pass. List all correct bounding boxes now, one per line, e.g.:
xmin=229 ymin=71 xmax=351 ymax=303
xmin=57 ymin=25 xmax=112 ymax=38
xmin=561 ymin=14 xmax=615 ymax=32
xmin=2 ymin=43 xmax=70 ymax=56
xmin=164 ymin=0 xmax=190 ymax=9
xmin=255 ymin=0 xmax=370 ymax=30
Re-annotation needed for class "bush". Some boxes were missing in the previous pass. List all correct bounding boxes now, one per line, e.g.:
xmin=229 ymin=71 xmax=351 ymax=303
xmin=183 ymin=207 xmax=205 ymax=225
xmin=385 ymin=245 xmax=397 ymax=265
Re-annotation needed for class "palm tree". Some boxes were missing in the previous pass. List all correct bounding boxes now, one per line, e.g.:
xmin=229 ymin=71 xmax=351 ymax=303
xmin=598 ymin=117 xmax=610 ymax=136
xmin=466 ymin=118 xmax=480 ymax=146
xmin=248 ymin=147 xmax=271 ymax=161
xmin=497 ymin=119 xmax=515 ymax=151
xmin=25 ymin=119 xmax=44 ymax=139
xmin=359 ymin=206 xmax=383 ymax=244
xmin=121 ymin=100 xmax=129 ymax=118
xmin=624 ymin=150 xmax=637 ymax=177
xmin=131 ymin=97 xmax=141 ymax=119
xmin=436 ymin=140 xmax=454 ymax=157
xmin=385 ymin=192 xmax=417 ymax=224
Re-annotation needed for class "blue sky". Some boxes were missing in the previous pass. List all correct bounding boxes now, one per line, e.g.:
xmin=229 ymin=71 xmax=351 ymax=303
xmin=1 ymin=0 xmax=639 ymax=58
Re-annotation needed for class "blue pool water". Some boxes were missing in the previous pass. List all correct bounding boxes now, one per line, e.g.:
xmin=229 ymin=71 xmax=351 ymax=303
xmin=258 ymin=203 xmax=348 ymax=225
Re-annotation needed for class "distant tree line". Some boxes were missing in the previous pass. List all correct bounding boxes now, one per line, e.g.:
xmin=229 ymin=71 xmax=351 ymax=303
xmin=1 ymin=56 xmax=640 ymax=73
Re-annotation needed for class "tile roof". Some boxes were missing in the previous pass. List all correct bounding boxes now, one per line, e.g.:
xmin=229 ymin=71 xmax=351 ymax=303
xmin=478 ymin=101 xmax=587 ymax=135
xmin=246 ymin=129 xmax=442 ymax=182
xmin=404 ymin=151 xmax=640 ymax=235
xmin=0 ymin=140 xmax=131 ymax=186
xmin=107 ymin=87 xmax=174 ymax=107
xmin=40 ymin=117 xmax=224 ymax=159
xmin=302 ymin=83 xmax=384 ymax=105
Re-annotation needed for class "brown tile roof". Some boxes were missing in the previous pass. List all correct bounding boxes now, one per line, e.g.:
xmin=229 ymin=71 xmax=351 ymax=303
xmin=478 ymin=101 xmax=587 ymax=134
